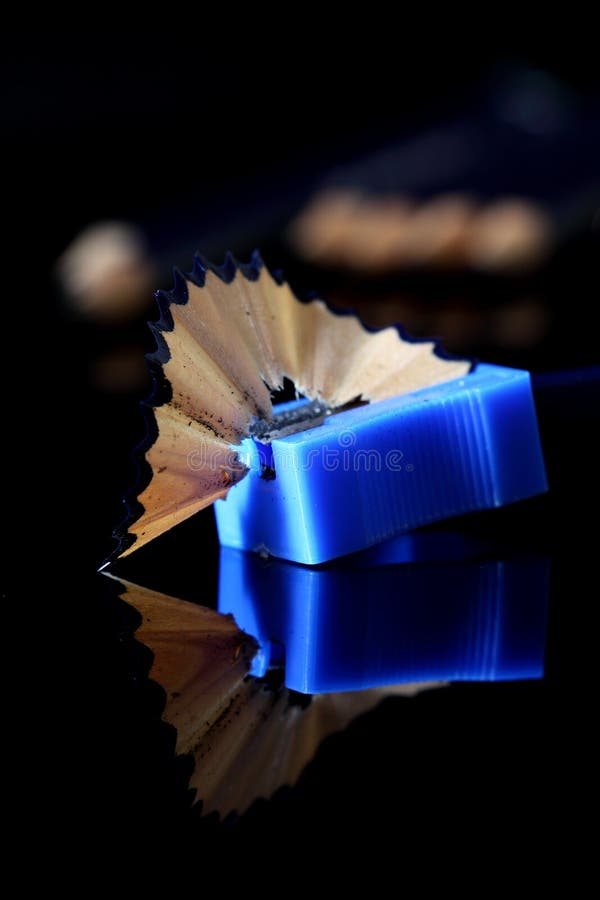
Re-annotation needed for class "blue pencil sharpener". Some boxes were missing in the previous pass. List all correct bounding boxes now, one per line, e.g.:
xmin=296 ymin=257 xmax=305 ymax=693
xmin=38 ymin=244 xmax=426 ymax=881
xmin=215 ymin=363 xmax=548 ymax=564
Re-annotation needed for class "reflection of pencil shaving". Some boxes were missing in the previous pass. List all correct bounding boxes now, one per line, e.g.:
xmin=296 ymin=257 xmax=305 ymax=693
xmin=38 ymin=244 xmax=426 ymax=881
xmin=117 ymin=577 xmax=441 ymax=820
xmin=115 ymin=254 xmax=468 ymax=559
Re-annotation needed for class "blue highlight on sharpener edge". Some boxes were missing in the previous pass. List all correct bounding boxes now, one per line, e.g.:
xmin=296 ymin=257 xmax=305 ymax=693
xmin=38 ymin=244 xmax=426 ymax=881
xmin=215 ymin=364 xmax=548 ymax=564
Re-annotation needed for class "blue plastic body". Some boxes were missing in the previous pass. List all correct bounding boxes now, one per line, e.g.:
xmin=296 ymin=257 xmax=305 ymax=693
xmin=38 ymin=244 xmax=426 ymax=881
xmin=215 ymin=363 xmax=548 ymax=564
xmin=218 ymin=543 xmax=549 ymax=693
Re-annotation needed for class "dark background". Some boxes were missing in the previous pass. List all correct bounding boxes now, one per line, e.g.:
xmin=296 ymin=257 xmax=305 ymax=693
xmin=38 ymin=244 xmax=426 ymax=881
xmin=10 ymin=31 xmax=598 ymax=860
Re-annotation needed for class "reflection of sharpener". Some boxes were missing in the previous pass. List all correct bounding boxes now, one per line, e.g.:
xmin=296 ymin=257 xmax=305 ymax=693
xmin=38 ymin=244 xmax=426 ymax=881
xmin=215 ymin=364 xmax=548 ymax=564
xmin=218 ymin=544 xmax=550 ymax=693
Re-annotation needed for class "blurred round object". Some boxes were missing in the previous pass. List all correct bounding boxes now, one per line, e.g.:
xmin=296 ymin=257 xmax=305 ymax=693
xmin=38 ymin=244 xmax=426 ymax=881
xmin=57 ymin=221 xmax=156 ymax=323
xmin=292 ymin=189 xmax=483 ymax=273
xmin=289 ymin=190 xmax=479 ymax=273
xmin=291 ymin=188 xmax=555 ymax=276
xmin=466 ymin=200 xmax=553 ymax=273
xmin=287 ymin=189 xmax=365 ymax=264
xmin=394 ymin=194 xmax=477 ymax=267
xmin=337 ymin=197 xmax=415 ymax=272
